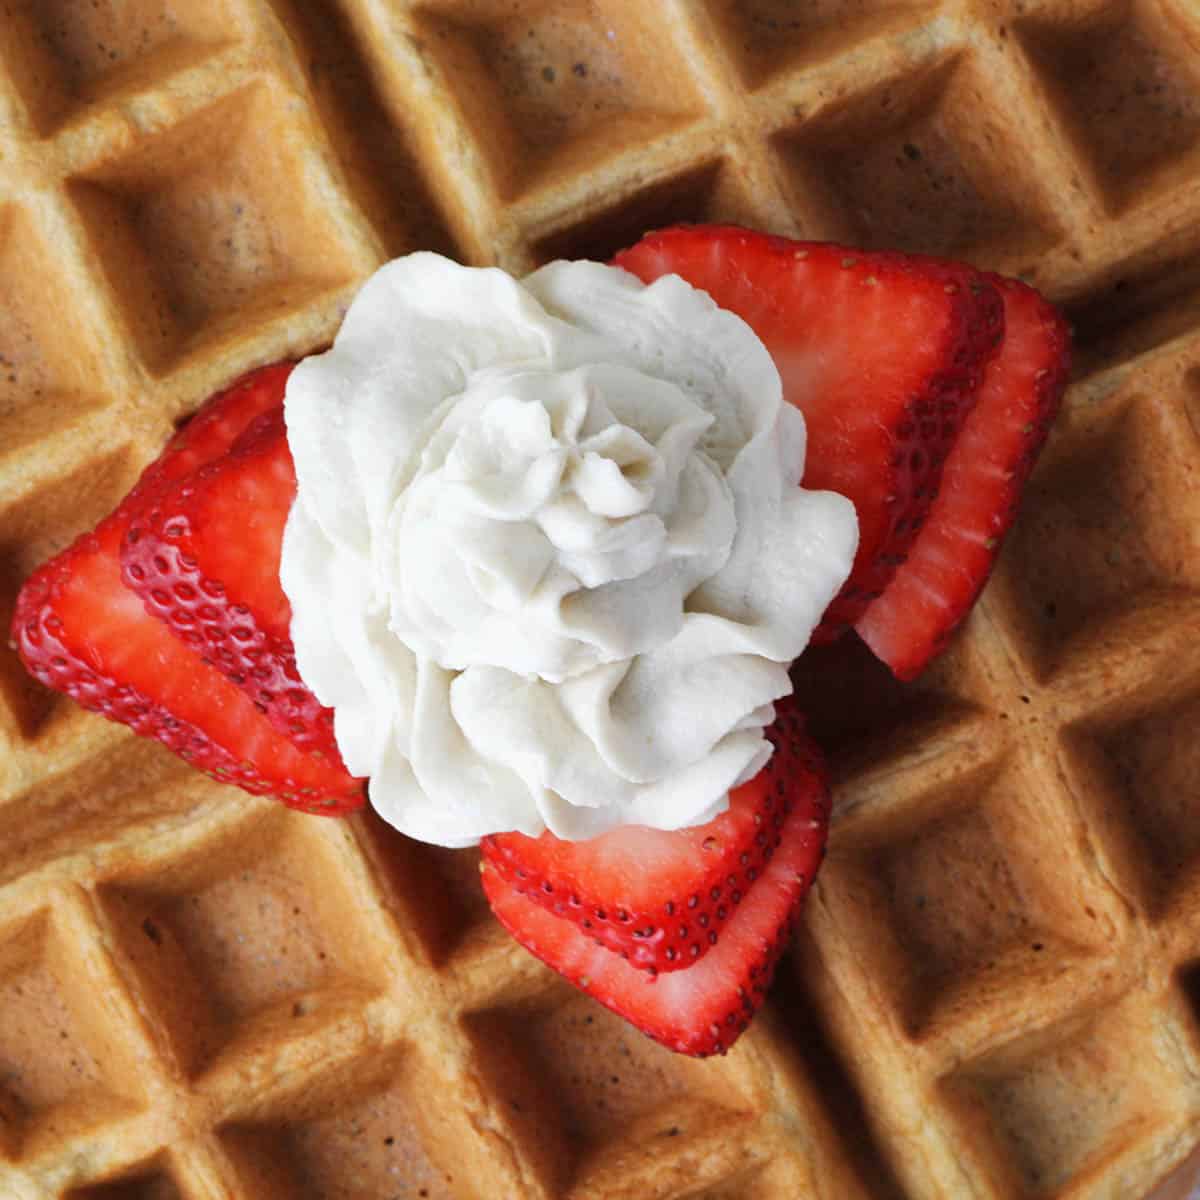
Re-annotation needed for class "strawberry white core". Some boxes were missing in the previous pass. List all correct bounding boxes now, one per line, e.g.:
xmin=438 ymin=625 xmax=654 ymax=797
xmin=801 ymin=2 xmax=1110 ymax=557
xmin=280 ymin=254 xmax=857 ymax=847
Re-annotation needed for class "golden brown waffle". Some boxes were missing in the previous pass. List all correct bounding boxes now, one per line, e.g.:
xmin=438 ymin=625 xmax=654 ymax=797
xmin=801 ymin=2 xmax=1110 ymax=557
xmin=1 ymin=1 xmax=1199 ymax=1196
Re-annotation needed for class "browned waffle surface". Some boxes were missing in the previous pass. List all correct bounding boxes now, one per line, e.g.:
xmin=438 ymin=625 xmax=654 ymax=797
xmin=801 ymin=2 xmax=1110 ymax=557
xmin=2 ymin=1 xmax=1200 ymax=1196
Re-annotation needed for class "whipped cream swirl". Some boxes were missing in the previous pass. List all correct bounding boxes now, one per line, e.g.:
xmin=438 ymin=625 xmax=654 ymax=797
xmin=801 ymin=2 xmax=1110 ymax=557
xmin=281 ymin=253 xmax=857 ymax=847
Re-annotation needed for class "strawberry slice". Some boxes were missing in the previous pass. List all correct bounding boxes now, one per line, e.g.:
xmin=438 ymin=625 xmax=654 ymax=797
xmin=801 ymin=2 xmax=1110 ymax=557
xmin=481 ymin=711 xmax=829 ymax=1057
xmin=856 ymin=277 xmax=1071 ymax=679
xmin=12 ymin=365 xmax=363 ymax=815
xmin=135 ymin=361 xmax=295 ymax=502
xmin=614 ymin=226 xmax=1004 ymax=639
xmin=481 ymin=697 xmax=815 ymax=974
xmin=122 ymin=407 xmax=340 ymax=760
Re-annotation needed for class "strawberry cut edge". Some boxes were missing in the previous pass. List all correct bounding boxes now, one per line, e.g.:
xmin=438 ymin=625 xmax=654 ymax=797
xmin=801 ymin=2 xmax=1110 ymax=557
xmin=482 ymin=746 xmax=829 ymax=1057
xmin=481 ymin=698 xmax=817 ymax=974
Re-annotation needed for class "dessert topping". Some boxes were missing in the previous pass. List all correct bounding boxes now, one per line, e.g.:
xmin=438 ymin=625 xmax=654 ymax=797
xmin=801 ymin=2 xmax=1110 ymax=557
xmin=281 ymin=254 xmax=858 ymax=846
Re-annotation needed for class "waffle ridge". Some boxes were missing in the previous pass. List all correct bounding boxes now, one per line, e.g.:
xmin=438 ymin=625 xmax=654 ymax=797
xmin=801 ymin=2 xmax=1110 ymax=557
xmin=1 ymin=1 xmax=1200 ymax=1197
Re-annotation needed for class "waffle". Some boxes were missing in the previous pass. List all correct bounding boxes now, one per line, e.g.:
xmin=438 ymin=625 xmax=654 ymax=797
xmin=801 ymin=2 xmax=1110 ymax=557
xmin=1 ymin=1 xmax=1199 ymax=1196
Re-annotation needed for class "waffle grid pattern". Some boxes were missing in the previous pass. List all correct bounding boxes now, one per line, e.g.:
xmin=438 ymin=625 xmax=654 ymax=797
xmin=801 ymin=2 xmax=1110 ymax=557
xmin=1 ymin=1 xmax=1199 ymax=1196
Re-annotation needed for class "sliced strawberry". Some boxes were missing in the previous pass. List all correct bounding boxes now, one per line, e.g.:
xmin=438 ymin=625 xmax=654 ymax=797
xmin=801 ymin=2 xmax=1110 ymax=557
xmin=11 ymin=364 xmax=363 ymax=815
xmin=481 ymin=719 xmax=829 ymax=1057
xmin=121 ymin=408 xmax=339 ymax=760
xmin=135 ymin=361 xmax=295 ymax=503
xmin=481 ymin=698 xmax=816 ymax=974
xmin=614 ymin=226 xmax=1004 ymax=639
xmin=856 ymin=277 xmax=1071 ymax=679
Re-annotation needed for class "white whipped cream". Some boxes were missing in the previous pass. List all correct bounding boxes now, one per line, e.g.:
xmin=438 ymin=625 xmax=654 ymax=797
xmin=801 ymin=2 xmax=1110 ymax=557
xmin=281 ymin=253 xmax=857 ymax=847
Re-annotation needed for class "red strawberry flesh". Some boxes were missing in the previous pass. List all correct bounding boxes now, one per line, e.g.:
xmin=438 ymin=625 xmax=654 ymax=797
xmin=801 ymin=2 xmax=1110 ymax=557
xmin=614 ymin=226 xmax=1005 ymax=638
xmin=482 ymin=698 xmax=812 ymax=974
xmin=11 ymin=364 xmax=363 ymax=814
xmin=482 ymin=722 xmax=829 ymax=1057
xmin=15 ymin=521 xmax=354 ymax=805
xmin=856 ymin=276 xmax=1071 ymax=679
xmin=122 ymin=408 xmax=340 ymax=760
xmin=136 ymin=361 xmax=295 ymax=502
